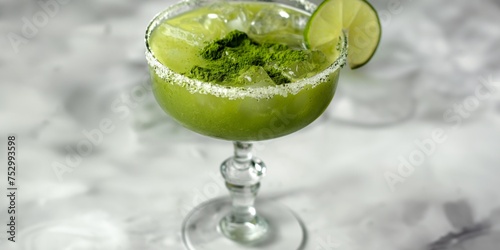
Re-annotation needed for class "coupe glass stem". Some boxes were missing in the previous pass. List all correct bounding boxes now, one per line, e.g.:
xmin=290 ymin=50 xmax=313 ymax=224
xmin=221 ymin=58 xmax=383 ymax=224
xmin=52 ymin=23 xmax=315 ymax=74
xmin=219 ymin=142 xmax=269 ymax=242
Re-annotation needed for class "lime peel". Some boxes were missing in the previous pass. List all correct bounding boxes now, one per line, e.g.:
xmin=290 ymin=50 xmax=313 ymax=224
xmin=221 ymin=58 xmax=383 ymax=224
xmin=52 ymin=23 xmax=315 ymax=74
xmin=305 ymin=0 xmax=381 ymax=69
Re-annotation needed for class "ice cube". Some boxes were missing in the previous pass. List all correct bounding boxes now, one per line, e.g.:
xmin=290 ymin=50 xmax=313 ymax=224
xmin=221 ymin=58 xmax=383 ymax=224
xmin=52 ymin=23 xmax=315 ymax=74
xmin=281 ymin=61 xmax=314 ymax=80
xmin=280 ymin=50 xmax=328 ymax=80
xmin=209 ymin=3 xmax=251 ymax=32
xmin=237 ymin=66 xmax=276 ymax=87
xmin=195 ymin=13 xmax=229 ymax=39
xmin=248 ymin=7 xmax=307 ymax=35
xmin=157 ymin=23 xmax=203 ymax=46
xmin=167 ymin=11 xmax=228 ymax=41
xmin=247 ymin=7 xmax=307 ymax=48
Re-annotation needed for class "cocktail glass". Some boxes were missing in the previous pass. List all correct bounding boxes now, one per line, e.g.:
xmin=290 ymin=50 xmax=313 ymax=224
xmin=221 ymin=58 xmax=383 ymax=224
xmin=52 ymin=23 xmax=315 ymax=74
xmin=145 ymin=0 xmax=347 ymax=249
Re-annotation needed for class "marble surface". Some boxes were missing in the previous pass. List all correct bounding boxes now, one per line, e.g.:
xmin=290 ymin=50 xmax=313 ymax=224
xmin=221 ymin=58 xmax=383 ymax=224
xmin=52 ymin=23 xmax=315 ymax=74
xmin=1 ymin=0 xmax=500 ymax=249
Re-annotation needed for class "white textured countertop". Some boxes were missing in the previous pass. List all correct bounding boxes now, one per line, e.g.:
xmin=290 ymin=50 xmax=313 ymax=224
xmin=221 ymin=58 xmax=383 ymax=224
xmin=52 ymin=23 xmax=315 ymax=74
xmin=1 ymin=0 xmax=500 ymax=249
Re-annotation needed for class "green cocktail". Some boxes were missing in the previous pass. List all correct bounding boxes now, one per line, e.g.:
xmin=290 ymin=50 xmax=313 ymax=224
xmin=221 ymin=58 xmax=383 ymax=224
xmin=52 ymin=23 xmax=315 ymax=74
xmin=146 ymin=1 xmax=347 ymax=141
xmin=144 ymin=0 xmax=351 ymax=249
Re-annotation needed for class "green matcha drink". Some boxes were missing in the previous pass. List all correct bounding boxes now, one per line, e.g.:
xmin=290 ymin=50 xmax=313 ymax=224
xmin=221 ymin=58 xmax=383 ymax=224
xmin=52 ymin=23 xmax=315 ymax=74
xmin=146 ymin=1 xmax=347 ymax=141
xmin=144 ymin=0 xmax=380 ymax=248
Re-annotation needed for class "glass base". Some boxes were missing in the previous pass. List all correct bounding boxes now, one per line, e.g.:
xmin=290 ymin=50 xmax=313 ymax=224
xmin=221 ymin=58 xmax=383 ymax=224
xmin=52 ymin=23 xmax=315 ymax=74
xmin=182 ymin=198 xmax=306 ymax=250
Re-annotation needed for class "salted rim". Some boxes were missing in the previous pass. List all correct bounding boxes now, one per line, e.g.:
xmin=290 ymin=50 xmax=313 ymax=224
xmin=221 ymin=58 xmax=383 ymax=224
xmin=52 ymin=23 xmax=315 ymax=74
xmin=144 ymin=0 xmax=348 ymax=100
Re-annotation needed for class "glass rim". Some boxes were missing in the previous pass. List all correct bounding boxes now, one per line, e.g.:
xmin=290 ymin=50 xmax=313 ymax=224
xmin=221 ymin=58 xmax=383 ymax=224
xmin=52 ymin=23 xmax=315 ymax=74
xmin=144 ymin=0 xmax=348 ymax=100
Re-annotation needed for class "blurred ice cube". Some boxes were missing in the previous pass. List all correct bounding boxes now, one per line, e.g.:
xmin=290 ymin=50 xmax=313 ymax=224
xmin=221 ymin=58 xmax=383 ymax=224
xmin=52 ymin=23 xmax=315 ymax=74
xmin=237 ymin=66 xmax=276 ymax=87
xmin=158 ymin=23 xmax=203 ymax=46
xmin=195 ymin=13 xmax=228 ymax=38
xmin=168 ymin=11 xmax=228 ymax=40
xmin=247 ymin=6 xmax=307 ymax=48
xmin=281 ymin=62 xmax=314 ymax=80
xmin=210 ymin=3 xmax=251 ymax=32
xmin=248 ymin=6 xmax=307 ymax=36
xmin=281 ymin=50 xmax=328 ymax=80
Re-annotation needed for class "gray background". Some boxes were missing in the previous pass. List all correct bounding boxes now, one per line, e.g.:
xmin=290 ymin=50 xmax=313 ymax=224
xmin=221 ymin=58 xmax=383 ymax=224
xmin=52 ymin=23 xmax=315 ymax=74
xmin=1 ymin=0 xmax=500 ymax=249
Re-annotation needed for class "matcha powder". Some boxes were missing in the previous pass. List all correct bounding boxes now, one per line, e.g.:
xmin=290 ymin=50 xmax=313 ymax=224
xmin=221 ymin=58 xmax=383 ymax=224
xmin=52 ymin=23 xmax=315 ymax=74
xmin=186 ymin=30 xmax=314 ymax=85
